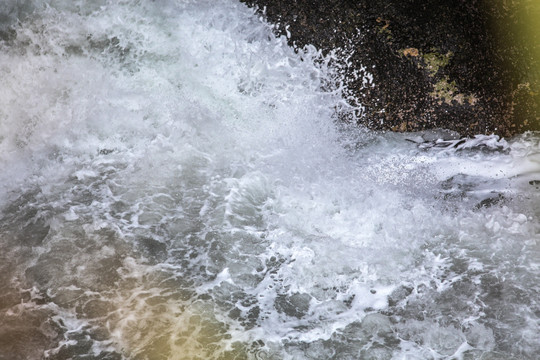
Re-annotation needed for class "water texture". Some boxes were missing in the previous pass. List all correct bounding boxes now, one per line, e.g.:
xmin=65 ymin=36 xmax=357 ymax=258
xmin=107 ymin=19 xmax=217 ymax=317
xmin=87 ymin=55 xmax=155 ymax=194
xmin=0 ymin=1 xmax=539 ymax=359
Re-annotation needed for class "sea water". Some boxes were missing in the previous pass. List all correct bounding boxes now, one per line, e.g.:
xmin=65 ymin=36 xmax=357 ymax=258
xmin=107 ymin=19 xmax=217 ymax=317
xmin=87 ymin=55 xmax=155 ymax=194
xmin=0 ymin=1 xmax=539 ymax=359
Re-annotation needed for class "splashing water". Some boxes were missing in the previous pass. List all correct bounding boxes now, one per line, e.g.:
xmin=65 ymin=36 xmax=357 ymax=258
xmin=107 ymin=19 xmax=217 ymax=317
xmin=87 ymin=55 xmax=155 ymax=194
xmin=1 ymin=1 xmax=539 ymax=359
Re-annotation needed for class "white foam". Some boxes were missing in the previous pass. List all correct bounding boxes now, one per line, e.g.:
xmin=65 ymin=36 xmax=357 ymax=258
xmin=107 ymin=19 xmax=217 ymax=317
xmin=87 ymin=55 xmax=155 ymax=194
xmin=1 ymin=0 xmax=540 ymax=359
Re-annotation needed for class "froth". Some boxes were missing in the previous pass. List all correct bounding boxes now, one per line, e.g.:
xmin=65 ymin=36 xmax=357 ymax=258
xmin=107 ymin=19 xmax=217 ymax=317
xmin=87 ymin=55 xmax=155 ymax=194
xmin=1 ymin=0 xmax=539 ymax=359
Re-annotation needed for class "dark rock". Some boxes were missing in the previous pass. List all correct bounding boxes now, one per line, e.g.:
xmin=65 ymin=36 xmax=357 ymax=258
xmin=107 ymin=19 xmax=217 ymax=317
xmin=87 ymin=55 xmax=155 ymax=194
xmin=474 ymin=193 xmax=505 ymax=210
xmin=387 ymin=285 xmax=413 ymax=307
xmin=275 ymin=292 xmax=311 ymax=318
xmin=241 ymin=0 xmax=540 ymax=137
xmin=439 ymin=174 xmax=508 ymax=209
xmin=529 ymin=180 xmax=540 ymax=189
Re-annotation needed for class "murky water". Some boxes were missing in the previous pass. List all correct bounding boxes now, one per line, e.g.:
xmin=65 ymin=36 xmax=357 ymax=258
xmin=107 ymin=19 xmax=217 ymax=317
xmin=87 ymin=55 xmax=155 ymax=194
xmin=1 ymin=1 xmax=539 ymax=359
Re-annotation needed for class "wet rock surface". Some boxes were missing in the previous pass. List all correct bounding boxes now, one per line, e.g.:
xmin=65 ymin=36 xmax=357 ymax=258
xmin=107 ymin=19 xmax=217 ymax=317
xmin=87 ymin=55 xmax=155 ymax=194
xmin=241 ymin=0 xmax=540 ymax=137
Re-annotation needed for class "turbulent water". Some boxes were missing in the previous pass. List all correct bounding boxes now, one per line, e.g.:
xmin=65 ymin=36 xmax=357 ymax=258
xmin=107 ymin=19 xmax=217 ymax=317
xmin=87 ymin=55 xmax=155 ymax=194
xmin=1 ymin=1 xmax=539 ymax=359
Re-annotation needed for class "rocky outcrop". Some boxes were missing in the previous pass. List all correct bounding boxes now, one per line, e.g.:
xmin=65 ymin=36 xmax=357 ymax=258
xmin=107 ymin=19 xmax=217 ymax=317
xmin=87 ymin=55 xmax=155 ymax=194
xmin=241 ymin=0 xmax=540 ymax=137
